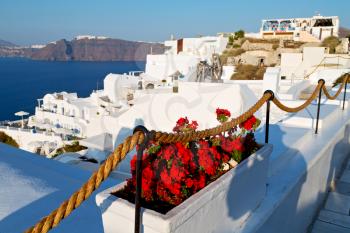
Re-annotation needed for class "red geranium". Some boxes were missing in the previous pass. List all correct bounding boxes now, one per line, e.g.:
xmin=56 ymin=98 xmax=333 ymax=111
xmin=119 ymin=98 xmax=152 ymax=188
xmin=176 ymin=117 xmax=189 ymax=126
xmin=240 ymin=115 xmax=257 ymax=131
xmin=216 ymin=108 xmax=231 ymax=123
xmin=173 ymin=117 xmax=198 ymax=132
xmin=124 ymin=108 xmax=260 ymax=210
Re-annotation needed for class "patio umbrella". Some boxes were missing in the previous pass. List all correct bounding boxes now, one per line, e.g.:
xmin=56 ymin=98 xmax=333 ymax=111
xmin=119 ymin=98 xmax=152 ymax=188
xmin=15 ymin=111 xmax=29 ymax=128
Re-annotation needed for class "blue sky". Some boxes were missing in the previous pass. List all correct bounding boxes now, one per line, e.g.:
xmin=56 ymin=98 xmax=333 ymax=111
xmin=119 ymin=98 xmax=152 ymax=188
xmin=0 ymin=0 xmax=349 ymax=45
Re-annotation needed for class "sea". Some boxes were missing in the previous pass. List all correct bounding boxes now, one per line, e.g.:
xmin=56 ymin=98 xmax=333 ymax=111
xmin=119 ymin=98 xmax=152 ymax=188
xmin=0 ymin=57 xmax=145 ymax=121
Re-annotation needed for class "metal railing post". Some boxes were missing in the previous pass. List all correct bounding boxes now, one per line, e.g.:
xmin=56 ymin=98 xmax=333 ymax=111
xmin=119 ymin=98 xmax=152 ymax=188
xmin=264 ymin=90 xmax=274 ymax=144
xmin=132 ymin=125 xmax=154 ymax=233
xmin=343 ymin=74 xmax=348 ymax=110
xmin=315 ymin=79 xmax=325 ymax=134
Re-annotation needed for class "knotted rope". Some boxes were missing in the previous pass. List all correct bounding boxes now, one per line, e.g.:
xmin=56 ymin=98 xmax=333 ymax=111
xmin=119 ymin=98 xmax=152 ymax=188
xmin=25 ymin=73 xmax=349 ymax=233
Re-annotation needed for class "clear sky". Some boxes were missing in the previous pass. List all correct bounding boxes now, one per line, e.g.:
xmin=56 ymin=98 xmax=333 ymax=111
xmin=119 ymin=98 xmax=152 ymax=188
xmin=0 ymin=0 xmax=349 ymax=46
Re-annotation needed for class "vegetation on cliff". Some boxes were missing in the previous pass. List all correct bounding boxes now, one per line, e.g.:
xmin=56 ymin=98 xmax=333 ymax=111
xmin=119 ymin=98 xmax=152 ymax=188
xmin=0 ymin=132 xmax=19 ymax=148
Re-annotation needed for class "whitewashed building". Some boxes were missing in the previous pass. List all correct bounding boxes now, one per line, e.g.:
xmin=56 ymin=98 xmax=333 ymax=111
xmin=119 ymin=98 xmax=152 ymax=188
xmin=144 ymin=36 xmax=228 ymax=81
xmin=260 ymin=15 xmax=340 ymax=42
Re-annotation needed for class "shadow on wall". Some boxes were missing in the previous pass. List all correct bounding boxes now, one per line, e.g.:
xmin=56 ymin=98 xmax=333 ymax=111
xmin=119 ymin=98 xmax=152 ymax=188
xmin=236 ymin=124 xmax=350 ymax=233
xmin=112 ymin=118 xmax=144 ymax=175
xmin=225 ymin=125 xmax=307 ymax=225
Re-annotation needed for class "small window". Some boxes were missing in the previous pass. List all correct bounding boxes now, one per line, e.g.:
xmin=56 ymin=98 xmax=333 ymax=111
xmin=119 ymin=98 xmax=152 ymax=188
xmin=281 ymin=76 xmax=286 ymax=80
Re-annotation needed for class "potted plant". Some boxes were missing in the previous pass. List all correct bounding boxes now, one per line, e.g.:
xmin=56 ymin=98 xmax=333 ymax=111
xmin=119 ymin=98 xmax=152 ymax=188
xmin=96 ymin=108 xmax=272 ymax=233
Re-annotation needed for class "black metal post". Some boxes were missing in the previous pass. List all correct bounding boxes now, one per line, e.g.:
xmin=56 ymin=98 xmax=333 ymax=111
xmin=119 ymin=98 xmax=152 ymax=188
xmin=315 ymin=80 xmax=325 ymax=134
xmin=264 ymin=90 xmax=274 ymax=144
xmin=343 ymin=75 xmax=348 ymax=110
xmin=132 ymin=125 xmax=153 ymax=233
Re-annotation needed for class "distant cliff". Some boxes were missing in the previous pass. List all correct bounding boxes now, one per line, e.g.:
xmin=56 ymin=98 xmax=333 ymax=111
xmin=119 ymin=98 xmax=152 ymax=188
xmin=0 ymin=37 xmax=165 ymax=61
xmin=0 ymin=39 xmax=17 ymax=47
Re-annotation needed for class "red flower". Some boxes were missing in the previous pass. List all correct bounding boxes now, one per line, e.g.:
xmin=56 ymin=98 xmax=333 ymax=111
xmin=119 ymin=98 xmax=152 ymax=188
xmin=240 ymin=116 xmax=257 ymax=131
xmin=124 ymin=107 xmax=260 ymax=209
xmin=189 ymin=120 xmax=198 ymax=130
xmin=176 ymin=142 xmax=192 ymax=165
xmin=198 ymin=148 xmax=215 ymax=175
xmin=162 ymin=144 xmax=176 ymax=160
xmin=173 ymin=117 xmax=199 ymax=132
xmin=216 ymin=108 xmax=231 ymax=123
xmin=232 ymin=137 xmax=244 ymax=152
xmin=216 ymin=108 xmax=231 ymax=117
xmin=176 ymin=117 xmax=189 ymax=126
xmin=221 ymin=137 xmax=235 ymax=153
xmin=160 ymin=169 xmax=172 ymax=188
xmin=141 ymin=166 xmax=155 ymax=200
xmin=170 ymin=162 xmax=186 ymax=181
xmin=185 ymin=178 xmax=194 ymax=188
xmin=194 ymin=173 xmax=206 ymax=191
xmin=168 ymin=182 xmax=181 ymax=196
xmin=130 ymin=155 xmax=137 ymax=173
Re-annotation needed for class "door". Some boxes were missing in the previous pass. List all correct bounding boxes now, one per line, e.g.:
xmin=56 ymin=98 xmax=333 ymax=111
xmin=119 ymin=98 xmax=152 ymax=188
xmin=177 ymin=39 xmax=183 ymax=54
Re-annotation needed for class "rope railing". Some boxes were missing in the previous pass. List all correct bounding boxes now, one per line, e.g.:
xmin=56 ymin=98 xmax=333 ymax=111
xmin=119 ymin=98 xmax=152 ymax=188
xmin=25 ymin=74 xmax=349 ymax=233
xmin=303 ymin=55 xmax=350 ymax=80
xmin=322 ymin=76 xmax=348 ymax=100
xmin=272 ymin=80 xmax=323 ymax=113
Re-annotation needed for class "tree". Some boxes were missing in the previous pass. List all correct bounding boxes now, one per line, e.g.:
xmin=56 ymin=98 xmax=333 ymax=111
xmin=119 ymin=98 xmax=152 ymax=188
xmin=234 ymin=30 xmax=245 ymax=40
xmin=228 ymin=35 xmax=234 ymax=46
xmin=322 ymin=36 xmax=341 ymax=54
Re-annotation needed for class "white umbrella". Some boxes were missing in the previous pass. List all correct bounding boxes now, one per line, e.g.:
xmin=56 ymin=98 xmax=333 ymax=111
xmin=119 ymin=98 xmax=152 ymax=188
xmin=15 ymin=111 xmax=29 ymax=128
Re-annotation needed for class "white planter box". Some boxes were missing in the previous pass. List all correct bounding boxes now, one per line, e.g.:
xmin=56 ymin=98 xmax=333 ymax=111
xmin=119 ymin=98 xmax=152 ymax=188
xmin=96 ymin=144 xmax=272 ymax=233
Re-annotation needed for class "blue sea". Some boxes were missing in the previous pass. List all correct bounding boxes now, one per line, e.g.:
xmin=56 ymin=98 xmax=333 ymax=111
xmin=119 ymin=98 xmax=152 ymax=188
xmin=0 ymin=58 xmax=145 ymax=121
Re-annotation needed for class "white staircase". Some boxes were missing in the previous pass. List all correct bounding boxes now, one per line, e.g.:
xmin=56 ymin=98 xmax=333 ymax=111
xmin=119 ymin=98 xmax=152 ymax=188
xmin=311 ymin=158 xmax=350 ymax=233
xmin=298 ymin=30 xmax=321 ymax=43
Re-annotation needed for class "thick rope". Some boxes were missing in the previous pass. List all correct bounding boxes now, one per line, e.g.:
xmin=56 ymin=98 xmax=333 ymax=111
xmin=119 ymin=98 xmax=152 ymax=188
xmin=25 ymin=132 xmax=145 ymax=233
xmin=272 ymin=81 xmax=324 ymax=113
xmin=25 ymin=72 xmax=348 ymax=232
xmin=322 ymin=75 xmax=349 ymax=100
xmin=25 ymin=93 xmax=271 ymax=233
xmin=154 ymin=92 xmax=271 ymax=144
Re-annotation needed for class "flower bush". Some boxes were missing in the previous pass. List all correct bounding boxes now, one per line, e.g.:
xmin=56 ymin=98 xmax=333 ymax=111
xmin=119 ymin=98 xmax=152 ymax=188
xmin=120 ymin=108 xmax=261 ymax=212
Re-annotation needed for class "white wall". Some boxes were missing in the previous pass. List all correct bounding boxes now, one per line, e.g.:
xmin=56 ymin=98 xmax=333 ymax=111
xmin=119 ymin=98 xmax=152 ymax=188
xmin=0 ymin=127 xmax=63 ymax=151
xmin=103 ymin=74 xmax=139 ymax=103
xmin=303 ymin=47 xmax=326 ymax=68
xmin=280 ymin=47 xmax=330 ymax=80
xmin=145 ymin=54 xmax=199 ymax=81
xmin=221 ymin=66 xmax=235 ymax=80
xmin=280 ymin=53 xmax=303 ymax=79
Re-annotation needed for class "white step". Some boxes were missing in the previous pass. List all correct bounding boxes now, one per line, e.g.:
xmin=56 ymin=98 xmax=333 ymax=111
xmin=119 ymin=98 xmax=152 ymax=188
xmin=325 ymin=192 xmax=350 ymax=215
xmin=278 ymin=85 xmax=291 ymax=92
xmin=340 ymin=170 xmax=350 ymax=184
xmin=274 ymin=101 xmax=340 ymax=129
xmin=312 ymin=220 xmax=350 ymax=233
xmin=276 ymin=93 xmax=294 ymax=100
xmin=318 ymin=210 xmax=350 ymax=229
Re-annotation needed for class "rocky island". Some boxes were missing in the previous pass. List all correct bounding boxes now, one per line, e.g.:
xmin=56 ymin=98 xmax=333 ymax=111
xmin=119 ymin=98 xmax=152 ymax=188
xmin=0 ymin=36 xmax=165 ymax=61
